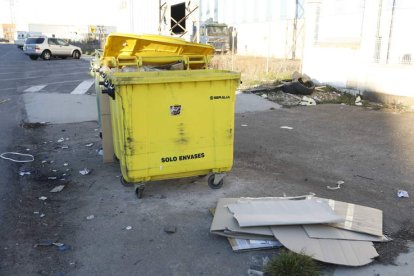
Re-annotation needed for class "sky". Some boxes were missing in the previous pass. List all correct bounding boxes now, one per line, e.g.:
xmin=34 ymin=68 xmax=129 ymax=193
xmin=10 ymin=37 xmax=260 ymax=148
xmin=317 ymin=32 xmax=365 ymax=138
xmin=0 ymin=0 xmax=120 ymax=26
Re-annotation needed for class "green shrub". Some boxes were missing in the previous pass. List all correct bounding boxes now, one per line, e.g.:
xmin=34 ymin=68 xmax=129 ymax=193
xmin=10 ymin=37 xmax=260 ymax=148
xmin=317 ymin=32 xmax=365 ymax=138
xmin=264 ymin=250 xmax=320 ymax=276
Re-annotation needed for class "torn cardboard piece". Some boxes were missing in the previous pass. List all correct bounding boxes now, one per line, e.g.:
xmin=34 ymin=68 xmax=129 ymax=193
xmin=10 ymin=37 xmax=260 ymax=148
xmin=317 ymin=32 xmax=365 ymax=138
xmin=227 ymin=199 xmax=344 ymax=227
xmin=317 ymin=197 xmax=383 ymax=237
xmin=210 ymin=198 xmax=273 ymax=237
xmin=271 ymin=225 xmax=378 ymax=266
xmin=303 ymin=224 xmax=389 ymax=242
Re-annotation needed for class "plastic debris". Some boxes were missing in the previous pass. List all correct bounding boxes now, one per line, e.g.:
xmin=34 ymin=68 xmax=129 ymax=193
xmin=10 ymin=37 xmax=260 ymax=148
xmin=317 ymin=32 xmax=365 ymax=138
xmin=300 ymin=96 xmax=317 ymax=106
xmin=164 ymin=226 xmax=177 ymax=234
xmin=61 ymin=146 xmax=69 ymax=149
xmin=86 ymin=215 xmax=95 ymax=220
xmin=57 ymin=138 xmax=65 ymax=143
xmin=26 ymin=148 xmax=30 ymax=151
xmin=50 ymin=185 xmax=65 ymax=193
xmin=79 ymin=168 xmax=91 ymax=175
xmin=52 ymin=169 xmax=58 ymax=172
xmin=0 ymin=98 xmax=11 ymax=104
xmin=41 ymin=160 xmax=48 ymax=164
xmin=19 ymin=171 xmax=31 ymax=176
xmin=33 ymin=211 xmax=39 ymax=214
xmin=63 ymin=162 xmax=68 ymax=166
xmin=355 ymin=96 xmax=363 ymax=106
xmin=397 ymin=190 xmax=409 ymax=198
xmin=241 ymin=124 xmax=248 ymax=127
xmin=48 ymin=176 xmax=57 ymax=180
xmin=85 ymin=143 xmax=94 ymax=147
xmin=327 ymin=181 xmax=344 ymax=190
xmin=40 ymin=213 xmax=45 ymax=218
xmin=0 ymin=152 xmax=34 ymax=163
xmin=126 ymin=226 xmax=132 ymax=230
xmin=280 ymin=126 xmax=293 ymax=130
xmin=57 ymin=244 xmax=71 ymax=252
xmin=261 ymin=94 xmax=268 ymax=99
xmin=97 ymin=149 xmax=103 ymax=156
xmin=38 ymin=196 xmax=47 ymax=201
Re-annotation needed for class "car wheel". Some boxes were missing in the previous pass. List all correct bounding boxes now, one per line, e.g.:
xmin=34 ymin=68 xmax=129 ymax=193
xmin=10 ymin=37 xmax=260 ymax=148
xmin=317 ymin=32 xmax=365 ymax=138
xmin=29 ymin=55 xmax=38 ymax=60
xmin=72 ymin=50 xmax=81 ymax=59
xmin=41 ymin=50 xmax=51 ymax=60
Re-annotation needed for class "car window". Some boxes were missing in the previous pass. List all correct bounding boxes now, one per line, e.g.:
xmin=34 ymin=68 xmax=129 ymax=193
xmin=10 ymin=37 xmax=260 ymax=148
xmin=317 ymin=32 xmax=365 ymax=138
xmin=57 ymin=39 xmax=68 ymax=46
xmin=25 ymin=38 xmax=45 ymax=44
xmin=48 ymin=38 xmax=58 ymax=45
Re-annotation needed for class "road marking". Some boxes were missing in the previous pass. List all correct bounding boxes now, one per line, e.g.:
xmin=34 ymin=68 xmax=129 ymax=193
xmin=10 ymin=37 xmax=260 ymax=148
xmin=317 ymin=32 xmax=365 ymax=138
xmin=24 ymin=85 xmax=47 ymax=93
xmin=70 ymin=80 xmax=95 ymax=95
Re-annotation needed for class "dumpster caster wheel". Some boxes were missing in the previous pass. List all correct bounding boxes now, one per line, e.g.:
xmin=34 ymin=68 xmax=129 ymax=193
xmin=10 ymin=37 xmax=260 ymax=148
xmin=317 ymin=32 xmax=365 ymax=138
xmin=135 ymin=184 xmax=145 ymax=199
xmin=120 ymin=176 xmax=132 ymax=187
xmin=208 ymin=174 xmax=224 ymax=189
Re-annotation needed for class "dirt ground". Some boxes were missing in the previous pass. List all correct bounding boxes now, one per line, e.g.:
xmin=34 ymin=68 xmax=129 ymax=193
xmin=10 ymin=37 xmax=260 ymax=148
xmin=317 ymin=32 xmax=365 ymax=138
xmin=2 ymin=103 xmax=414 ymax=275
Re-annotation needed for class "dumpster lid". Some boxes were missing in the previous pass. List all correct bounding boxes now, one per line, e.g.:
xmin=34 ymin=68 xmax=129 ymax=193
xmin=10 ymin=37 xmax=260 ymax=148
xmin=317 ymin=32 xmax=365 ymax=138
xmin=103 ymin=33 xmax=214 ymax=59
xmin=107 ymin=69 xmax=241 ymax=85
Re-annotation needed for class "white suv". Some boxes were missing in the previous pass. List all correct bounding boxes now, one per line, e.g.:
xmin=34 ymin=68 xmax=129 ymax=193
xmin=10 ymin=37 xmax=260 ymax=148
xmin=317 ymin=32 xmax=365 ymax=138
xmin=23 ymin=37 xmax=82 ymax=60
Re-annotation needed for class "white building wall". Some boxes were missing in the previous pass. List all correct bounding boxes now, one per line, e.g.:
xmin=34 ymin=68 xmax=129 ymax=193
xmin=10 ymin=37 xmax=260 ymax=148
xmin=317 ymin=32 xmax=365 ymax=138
xmin=117 ymin=0 xmax=159 ymax=34
xmin=302 ymin=0 xmax=414 ymax=100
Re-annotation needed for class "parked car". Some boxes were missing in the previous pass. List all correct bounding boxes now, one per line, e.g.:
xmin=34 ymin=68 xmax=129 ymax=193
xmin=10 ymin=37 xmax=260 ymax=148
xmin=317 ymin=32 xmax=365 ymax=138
xmin=23 ymin=37 xmax=82 ymax=60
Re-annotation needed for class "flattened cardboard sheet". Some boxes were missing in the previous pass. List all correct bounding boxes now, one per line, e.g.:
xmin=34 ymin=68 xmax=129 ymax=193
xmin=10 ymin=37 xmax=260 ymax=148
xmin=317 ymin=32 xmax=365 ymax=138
xmin=227 ymin=199 xmax=344 ymax=227
xmin=317 ymin=197 xmax=383 ymax=237
xmin=271 ymin=225 xmax=378 ymax=266
xmin=228 ymin=238 xmax=282 ymax=252
xmin=303 ymin=225 xmax=389 ymax=242
xmin=210 ymin=198 xmax=273 ymax=237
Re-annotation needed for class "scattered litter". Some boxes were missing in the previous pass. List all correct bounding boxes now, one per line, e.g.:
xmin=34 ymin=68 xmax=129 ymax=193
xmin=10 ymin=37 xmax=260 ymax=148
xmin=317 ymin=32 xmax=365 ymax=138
xmin=65 ymin=138 xmax=69 ymax=141
xmin=86 ymin=215 xmax=95 ymax=220
xmin=0 ymin=152 xmax=34 ymax=163
xmin=247 ymin=269 xmax=264 ymax=276
xmin=19 ymin=170 xmax=31 ymax=176
xmin=50 ymin=185 xmax=65 ymax=193
xmin=261 ymin=94 xmax=268 ymax=99
xmin=0 ymin=98 xmax=11 ymax=104
xmin=63 ymin=162 xmax=68 ymax=166
xmin=300 ymin=96 xmax=317 ymax=106
xmin=85 ymin=143 xmax=94 ymax=147
xmin=33 ymin=211 xmax=39 ymax=214
xmin=34 ymin=240 xmax=55 ymax=247
xmin=94 ymin=128 xmax=98 ymax=131
xmin=26 ymin=148 xmax=30 ymax=151
xmin=97 ymin=149 xmax=103 ymax=156
xmin=41 ymin=160 xmax=47 ymax=164
xmin=241 ymin=124 xmax=248 ymax=127
xmin=327 ymin=181 xmax=344 ymax=190
xmin=126 ymin=226 xmax=132 ymax=230
xmin=57 ymin=244 xmax=71 ymax=252
xmin=280 ymin=126 xmax=293 ymax=130
xmin=164 ymin=226 xmax=177 ymax=234
xmin=48 ymin=176 xmax=57 ymax=180
xmin=57 ymin=138 xmax=65 ymax=143
xmin=355 ymin=96 xmax=363 ymax=106
xmin=61 ymin=146 xmax=69 ymax=149
xmin=354 ymin=175 xmax=374 ymax=181
xmin=50 ymin=160 xmax=54 ymax=164
xmin=52 ymin=169 xmax=58 ymax=173
xmin=38 ymin=196 xmax=47 ymax=201
xmin=397 ymin=190 xmax=409 ymax=198
xmin=40 ymin=213 xmax=45 ymax=218
xmin=79 ymin=168 xmax=91 ymax=175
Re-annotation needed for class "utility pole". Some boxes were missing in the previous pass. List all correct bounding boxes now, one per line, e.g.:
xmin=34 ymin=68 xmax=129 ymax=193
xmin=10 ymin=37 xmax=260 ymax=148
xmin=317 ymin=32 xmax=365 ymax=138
xmin=292 ymin=0 xmax=299 ymax=60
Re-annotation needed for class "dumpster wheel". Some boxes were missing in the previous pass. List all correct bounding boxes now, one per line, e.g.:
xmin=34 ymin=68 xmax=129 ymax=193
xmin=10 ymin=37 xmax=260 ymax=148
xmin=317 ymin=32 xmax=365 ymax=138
xmin=120 ymin=176 xmax=132 ymax=187
xmin=135 ymin=184 xmax=145 ymax=199
xmin=208 ymin=174 xmax=224 ymax=189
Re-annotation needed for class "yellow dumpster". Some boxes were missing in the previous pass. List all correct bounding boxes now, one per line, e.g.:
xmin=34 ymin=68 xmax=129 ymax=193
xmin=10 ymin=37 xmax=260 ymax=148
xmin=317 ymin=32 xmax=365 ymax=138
xmin=99 ymin=34 xmax=240 ymax=197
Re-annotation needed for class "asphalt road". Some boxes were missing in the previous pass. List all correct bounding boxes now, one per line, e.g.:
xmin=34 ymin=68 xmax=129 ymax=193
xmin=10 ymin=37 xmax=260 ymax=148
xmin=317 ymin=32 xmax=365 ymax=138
xmin=1 ymin=43 xmax=414 ymax=275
